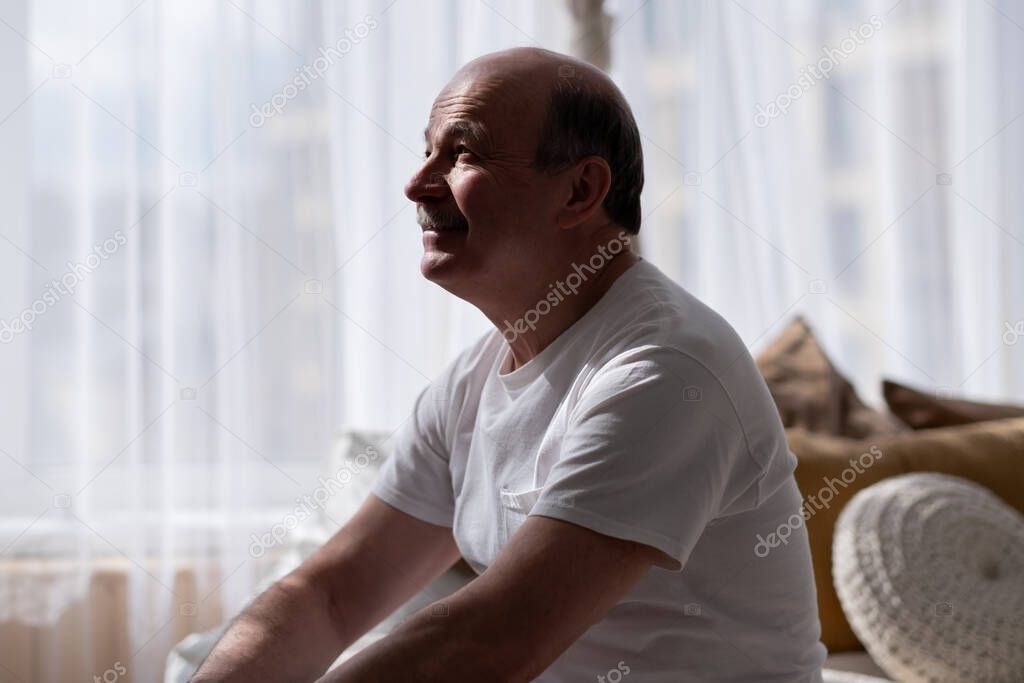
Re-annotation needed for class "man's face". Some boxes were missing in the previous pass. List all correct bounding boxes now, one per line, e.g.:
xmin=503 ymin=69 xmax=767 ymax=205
xmin=406 ymin=70 xmax=560 ymax=295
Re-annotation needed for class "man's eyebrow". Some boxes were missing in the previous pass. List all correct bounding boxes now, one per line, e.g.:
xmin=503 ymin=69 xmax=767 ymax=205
xmin=423 ymin=120 xmax=490 ymax=150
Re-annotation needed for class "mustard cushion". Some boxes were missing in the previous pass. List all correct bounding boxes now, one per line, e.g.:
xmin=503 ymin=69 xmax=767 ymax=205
xmin=787 ymin=417 xmax=1024 ymax=651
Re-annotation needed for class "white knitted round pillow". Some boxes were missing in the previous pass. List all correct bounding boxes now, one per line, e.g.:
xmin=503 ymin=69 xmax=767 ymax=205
xmin=833 ymin=472 xmax=1024 ymax=683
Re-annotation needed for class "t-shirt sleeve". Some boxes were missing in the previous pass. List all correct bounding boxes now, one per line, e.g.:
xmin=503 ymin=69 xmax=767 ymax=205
xmin=370 ymin=379 xmax=455 ymax=528
xmin=529 ymin=346 xmax=762 ymax=572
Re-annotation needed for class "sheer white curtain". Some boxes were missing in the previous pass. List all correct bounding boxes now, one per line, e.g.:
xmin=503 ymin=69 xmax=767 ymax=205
xmin=3 ymin=0 xmax=351 ymax=677
xmin=0 ymin=0 xmax=571 ymax=680
xmin=608 ymin=0 xmax=1024 ymax=404
xmin=2 ymin=0 xmax=1021 ymax=680
xmin=324 ymin=0 xmax=573 ymax=430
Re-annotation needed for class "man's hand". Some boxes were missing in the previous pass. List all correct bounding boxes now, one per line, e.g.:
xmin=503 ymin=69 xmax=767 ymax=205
xmin=191 ymin=494 xmax=461 ymax=682
xmin=319 ymin=514 xmax=665 ymax=682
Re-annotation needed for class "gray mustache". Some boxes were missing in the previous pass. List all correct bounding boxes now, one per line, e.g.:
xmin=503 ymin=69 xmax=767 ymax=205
xmin=417 ymin=205 xmax=469 ymax=231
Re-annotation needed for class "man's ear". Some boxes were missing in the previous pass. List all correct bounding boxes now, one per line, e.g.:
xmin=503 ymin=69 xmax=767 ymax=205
xmin=555 ymin=156 xmax=612 ymax=230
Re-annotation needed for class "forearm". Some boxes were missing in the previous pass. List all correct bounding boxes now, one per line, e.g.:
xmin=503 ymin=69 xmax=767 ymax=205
xmin=192 ymin=573 xmax=349 ymax=682
xmin=317 ymin=600 xmax=520 ymax=683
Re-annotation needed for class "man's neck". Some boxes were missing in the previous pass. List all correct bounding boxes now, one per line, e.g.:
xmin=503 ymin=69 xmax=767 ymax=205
xmin=493 ymin=248 xmax=641 ymax=372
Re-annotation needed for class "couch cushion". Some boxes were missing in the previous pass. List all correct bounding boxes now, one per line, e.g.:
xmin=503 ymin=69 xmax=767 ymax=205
xmin=882 ymin=379 xmax=1024 ymax=429
xmin=833 ymin=473 xmax=1024 ymax=682
xmin=756 ymin=318 xmax=906 ymax=438
xmin=788 ymin=417 xmax=1024 ymax=651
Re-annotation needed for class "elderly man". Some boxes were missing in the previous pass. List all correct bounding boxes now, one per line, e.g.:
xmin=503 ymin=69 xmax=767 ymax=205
xmin=195 ymin=47 xmax=827 ymax=682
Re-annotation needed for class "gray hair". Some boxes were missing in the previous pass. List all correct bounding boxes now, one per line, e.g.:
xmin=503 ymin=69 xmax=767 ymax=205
xmin=533 ymin=76 xmax=644 ymax=234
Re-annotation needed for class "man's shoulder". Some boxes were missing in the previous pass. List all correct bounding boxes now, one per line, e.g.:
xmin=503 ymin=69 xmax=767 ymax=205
xmin=590 ymin=261 xmax=754 ymax=387
xmin=583 ymin=264 xmax=787 ymax=470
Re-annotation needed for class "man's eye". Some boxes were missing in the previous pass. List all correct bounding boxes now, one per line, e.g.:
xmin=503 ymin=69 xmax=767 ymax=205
xmin=455 ymin=145 xmax=473 ymax=157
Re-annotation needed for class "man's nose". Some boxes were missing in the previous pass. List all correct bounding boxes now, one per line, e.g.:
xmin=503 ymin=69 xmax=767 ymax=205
xmin=405 ymin=163 xmax=449 ymax=203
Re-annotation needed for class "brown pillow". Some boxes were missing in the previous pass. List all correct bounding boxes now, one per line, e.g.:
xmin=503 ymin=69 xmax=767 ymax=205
xmin=883 ymin=379 xmax=1024 ymax=429
xmin=756 ymin=317 xmax=907 ymax=439
xmin=788 ymin=417 xmax=1024 ymax=652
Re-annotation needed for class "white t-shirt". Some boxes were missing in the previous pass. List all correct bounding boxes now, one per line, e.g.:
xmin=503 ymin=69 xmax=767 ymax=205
xmin=371 ymin=258 xmax=828 ymax=682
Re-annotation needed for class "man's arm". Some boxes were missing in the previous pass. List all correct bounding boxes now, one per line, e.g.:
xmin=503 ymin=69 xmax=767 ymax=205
xmin=318 ymin=514 xmax=667 ymax=682
xmin=192 ymin=493 xmax=462 ymax=682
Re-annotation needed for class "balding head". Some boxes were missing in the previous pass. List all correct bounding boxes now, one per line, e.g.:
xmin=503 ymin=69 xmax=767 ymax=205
xmin=406 ymin=46 xmax=642 ymax=315
xmin=431 ymin=47 xmax=644 ymax=234
xmin=526 ymin=49 xmax=645 ymax=235
xmin=448 ymin=47 xmax=614 ymax=101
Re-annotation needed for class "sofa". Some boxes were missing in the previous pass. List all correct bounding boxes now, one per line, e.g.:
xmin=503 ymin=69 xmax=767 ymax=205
xmin=757 ymin=317 xmax=1024 ymax=681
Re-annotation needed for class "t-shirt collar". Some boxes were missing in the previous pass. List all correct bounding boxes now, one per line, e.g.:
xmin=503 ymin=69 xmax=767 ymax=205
xmin=495 ymin=257 xmax=648 ymax=390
